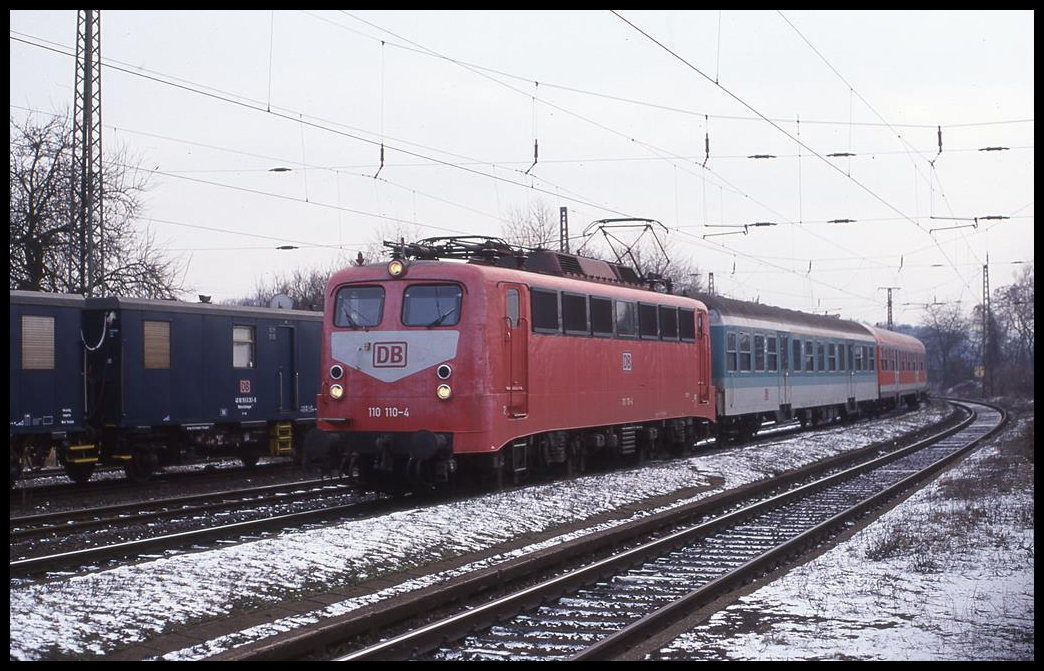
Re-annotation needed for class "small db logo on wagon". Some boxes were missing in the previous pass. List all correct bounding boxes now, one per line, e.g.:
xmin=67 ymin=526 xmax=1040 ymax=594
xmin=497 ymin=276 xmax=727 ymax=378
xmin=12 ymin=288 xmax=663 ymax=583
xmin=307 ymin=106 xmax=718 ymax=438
xmin=373 ymin=342 xmax=407 ymax=368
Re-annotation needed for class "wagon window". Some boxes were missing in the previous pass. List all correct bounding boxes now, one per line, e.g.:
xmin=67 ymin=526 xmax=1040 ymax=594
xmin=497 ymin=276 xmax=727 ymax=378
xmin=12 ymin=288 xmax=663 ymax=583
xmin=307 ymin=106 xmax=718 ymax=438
xmin=754 ymin=334 xmax=765 ymax=371
xmin=726 ymin=332 xmax=738 ymax=372
xmin=767 ymin=335 xmax=778 ymax=372
xmin=638 ymin=303 xmax=659 ymax=339
xmin=659 ymin=306 xmax=678 ymax=340
xmin=615 ymin=300 xmax=636 ymax=338
xmin=562 ymin=292 xmax=589 ymax=335
xmin=334 ymin=285 xmax=384 ymax=328
xmin=590 ymin=297 xmax=614 ymax=337
xmin=739 ymin=332 xmax=752 ymax=371
xmin=854 ymin=345 xmax=864 ymax=371
xmin=679 ymin=308 xmax=696 ymax=341
xmin=828 ymin=343 xmax=837 ymax=372
xmin=805 ymin=340 xmax=815 ymax=372
xmin=531 ymin=289 xmax=560 ymax=333
xmin=792 ymin=338 xmax=802 ymax=372
xmin=869 ymin=347 xmax=876 ymax=372
xmin=817 ymin=342 xmax=825 ymax=373
xmin=144 ymin=320 xmax=171 ymax=370
xmin=233 ymin=325 xmax=255 ymax=368
xmin=403 ymin=284 xmax=462 ymax=327
xmin=21 ymin=315 xmax=55 ymax=370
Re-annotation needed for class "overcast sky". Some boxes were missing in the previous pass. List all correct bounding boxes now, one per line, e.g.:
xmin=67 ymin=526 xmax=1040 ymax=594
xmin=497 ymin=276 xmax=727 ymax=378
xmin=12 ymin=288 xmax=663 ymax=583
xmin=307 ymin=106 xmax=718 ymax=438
xmin=9 ymin=10 xmax=1033 ymax=324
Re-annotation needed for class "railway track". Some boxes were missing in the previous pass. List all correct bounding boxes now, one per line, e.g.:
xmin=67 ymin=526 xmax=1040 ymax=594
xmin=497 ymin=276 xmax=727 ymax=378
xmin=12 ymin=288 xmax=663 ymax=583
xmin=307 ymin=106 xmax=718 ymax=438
xmin=9 ymin=479 xmax=397 ymax=578
xmin=201 ymin=399 xmax=998 ymax=661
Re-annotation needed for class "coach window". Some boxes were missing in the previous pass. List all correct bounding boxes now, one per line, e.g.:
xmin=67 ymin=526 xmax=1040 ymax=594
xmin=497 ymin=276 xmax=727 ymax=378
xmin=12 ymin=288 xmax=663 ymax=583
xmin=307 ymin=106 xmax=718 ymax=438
xmin=739 ymin=332 xmax=752 ymax=371
xmin=590 ymin=296 xmax=614 ymax=337
xmin=143 ymin=320 xmax=171 ymax=370
xmin=680 ymin=308 xmax=696 ymax=341
xmin=828 ymin=343 xmax=837 ymax=372
xmin=404 ymin=284 xmax=463 ymax=327
xmin=792 ymin=338 xmax=802 ymax=372
xmin=817 ymin=342 xmax=825 ymax=373
xmin=531 ymin=289 xmax=560 ymax=333
xmin=334 ymin=285 xmax=384 ymax=328
xmin=21 ymin=315 xmax=55 ymax=370
xmin=754 ymin=334 xmax=765 ymax=371
xmin=767 ymin=335 xmax=778 ymax=372
xmin=615 ymin=300 xmax=637 ymax=338
xmin=805 ymin=341 xmax=815 ymax=372
xmin=233 ymin=325 xmax=256 ymax=368
xmin=638 ymin=303 xmax=659 ymax=340
xmin=659 ymin=306 xmax=679 ymax=340
xmin=854 ymin=345 xmax=864 ymax=371
xmin=726 ymin=332 xmax=738 ymax=372
xmin=562 ymin=292 xmax=589 ymax=335
xmin=869 ymin=347 xmax=877 ymax=372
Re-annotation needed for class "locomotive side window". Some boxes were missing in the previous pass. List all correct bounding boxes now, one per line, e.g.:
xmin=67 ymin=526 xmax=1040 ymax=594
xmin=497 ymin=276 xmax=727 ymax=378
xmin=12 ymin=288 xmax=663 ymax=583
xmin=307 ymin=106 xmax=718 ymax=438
xmin=562 ymin=292 xmax=589 ymax=335
xmin=726 ymin=332 xmax=738 ymax=372
xmin=335 ymin=285 xmax=384 ymax=328
xmin=659 ymin=306 xmax=679 ymax=340
xmin=531 ymin=289 xmax=561 ymax=333
xmin=506 ymin=289 xmax=520 ymax=328
xmin=233 ymin=325 xmax=256 ymax=368
xmin=143 ymin=320 xmax=171 ymax=369
xmin=21 ymin=315 xmax=55 ymax=370
xmin=679 ymin=308 xmax=696 ymax=341
xmin=615 ymin=300 xmax=636 ymax=338
xmin=638 ymin=303 xmax=659 ymax=340
xmin=403 ymin=284 xmax=462 ymax=327
xmin=590 ymin=297 xmax=614 ymax=337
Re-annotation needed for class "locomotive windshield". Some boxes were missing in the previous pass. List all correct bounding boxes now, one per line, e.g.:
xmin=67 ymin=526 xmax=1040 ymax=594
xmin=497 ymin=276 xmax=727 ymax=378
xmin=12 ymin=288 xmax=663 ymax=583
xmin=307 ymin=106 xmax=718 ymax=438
xmin=334 ymin=285 xmax=384 ymax=328
xmin=403 ymin=284 xmax=463 ymax=327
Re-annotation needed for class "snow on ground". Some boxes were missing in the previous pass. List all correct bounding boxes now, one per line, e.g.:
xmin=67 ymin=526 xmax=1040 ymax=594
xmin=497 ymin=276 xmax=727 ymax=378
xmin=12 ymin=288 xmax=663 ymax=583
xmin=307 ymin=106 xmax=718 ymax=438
xmin=8 ymin=404 xmax=1032 ymax=661
xmin=655 ymin=410 xmax=1035 ymax=661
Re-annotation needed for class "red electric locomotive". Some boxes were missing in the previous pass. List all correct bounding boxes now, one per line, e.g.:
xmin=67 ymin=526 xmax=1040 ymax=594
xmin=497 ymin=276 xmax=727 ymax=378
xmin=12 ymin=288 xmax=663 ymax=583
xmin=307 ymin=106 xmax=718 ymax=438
xmin=864 ymin=324 xmax=929 ymax=410
xmin=316 ymin=237 xmax=715 ymax=489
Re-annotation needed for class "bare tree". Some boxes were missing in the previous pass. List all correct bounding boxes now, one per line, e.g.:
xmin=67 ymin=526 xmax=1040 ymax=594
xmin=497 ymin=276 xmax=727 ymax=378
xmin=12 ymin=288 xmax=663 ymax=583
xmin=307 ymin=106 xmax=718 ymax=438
xmin=10 ymin=112 xmax=185 ymax=297
xmin=990 ymin=263 xmax=1034 ymax=393
xmin=501 ymin=200 xmax=558 ymax=250
xmin=921 ymin=302 xmax=973 ymax=391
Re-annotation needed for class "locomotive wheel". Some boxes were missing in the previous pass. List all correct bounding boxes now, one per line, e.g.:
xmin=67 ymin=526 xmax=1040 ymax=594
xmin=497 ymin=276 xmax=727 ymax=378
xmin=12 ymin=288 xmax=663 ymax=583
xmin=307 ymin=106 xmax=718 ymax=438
xmin=63 ymin=461 xmax=96 ymax=485
xmin=240 ymin=453 xmax=260 ymax=469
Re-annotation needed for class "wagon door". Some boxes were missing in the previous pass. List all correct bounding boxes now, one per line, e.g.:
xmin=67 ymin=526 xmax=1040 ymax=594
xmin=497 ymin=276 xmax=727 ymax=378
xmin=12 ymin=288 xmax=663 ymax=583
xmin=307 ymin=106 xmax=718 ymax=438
xmin=275 ymin=326 xmax=296 ymax=413
xmin=502 ymin=284 xmax=528 ymax=417
xmin=779 ymin=333 xmax=791 ymax=408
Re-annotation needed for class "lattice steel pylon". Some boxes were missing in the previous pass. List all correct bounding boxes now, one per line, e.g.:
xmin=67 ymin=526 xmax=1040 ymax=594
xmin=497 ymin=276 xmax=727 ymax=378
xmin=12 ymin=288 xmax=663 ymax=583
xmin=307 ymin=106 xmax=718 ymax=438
xmin=73 ymin=9 xmax=104 ymax=296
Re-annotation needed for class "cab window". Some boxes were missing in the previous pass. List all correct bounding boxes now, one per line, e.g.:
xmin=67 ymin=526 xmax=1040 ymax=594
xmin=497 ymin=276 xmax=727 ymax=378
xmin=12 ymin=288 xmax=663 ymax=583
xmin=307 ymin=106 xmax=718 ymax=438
xmin=334 ymin=285 xmax=384 ymax=328
xmin=403 ymin=284 xmax=463 ymax=327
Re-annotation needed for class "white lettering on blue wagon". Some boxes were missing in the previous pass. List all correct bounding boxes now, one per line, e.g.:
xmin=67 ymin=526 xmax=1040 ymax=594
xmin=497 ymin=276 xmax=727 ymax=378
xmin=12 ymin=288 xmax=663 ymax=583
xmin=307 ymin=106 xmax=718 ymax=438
xmin=331 ymin=330 xmax=460 ymax=383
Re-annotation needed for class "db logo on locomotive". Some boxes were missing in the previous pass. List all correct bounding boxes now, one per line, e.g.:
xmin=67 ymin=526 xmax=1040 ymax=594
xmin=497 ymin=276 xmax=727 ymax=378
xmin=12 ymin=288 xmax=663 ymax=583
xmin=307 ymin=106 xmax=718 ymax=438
xmin=373 ymin=341 xmax=408 ymax=368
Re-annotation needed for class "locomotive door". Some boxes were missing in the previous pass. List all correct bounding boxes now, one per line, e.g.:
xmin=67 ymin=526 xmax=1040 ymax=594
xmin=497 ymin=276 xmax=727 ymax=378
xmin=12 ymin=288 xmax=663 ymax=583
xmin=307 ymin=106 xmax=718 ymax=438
xmin=275 ymin=326 xmax=296 ymax=413
xmin=502 ymin=284 xmax=528 ymax=417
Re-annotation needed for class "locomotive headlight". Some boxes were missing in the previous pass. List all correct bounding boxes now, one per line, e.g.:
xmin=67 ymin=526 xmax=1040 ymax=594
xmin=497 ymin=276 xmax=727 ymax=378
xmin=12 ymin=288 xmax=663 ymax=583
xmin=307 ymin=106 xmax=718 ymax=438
xmin=436 ymin=384 xmax=452 ymax=401
xmin=387 ymin=259 xmax=406 ymax=278
xmin=436 ymin=364 xmax=452 ymax=380
xmin=329 ymin=383 xmax=344 ymax=400
xmin=329 ymin=364 xmax=344 ymax=380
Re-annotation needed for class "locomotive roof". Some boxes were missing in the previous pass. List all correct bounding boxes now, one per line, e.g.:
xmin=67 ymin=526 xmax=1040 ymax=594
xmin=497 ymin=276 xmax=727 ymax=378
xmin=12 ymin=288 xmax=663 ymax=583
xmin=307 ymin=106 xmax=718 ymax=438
xmin=692 ymin=292 xmax=872 ymax=337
